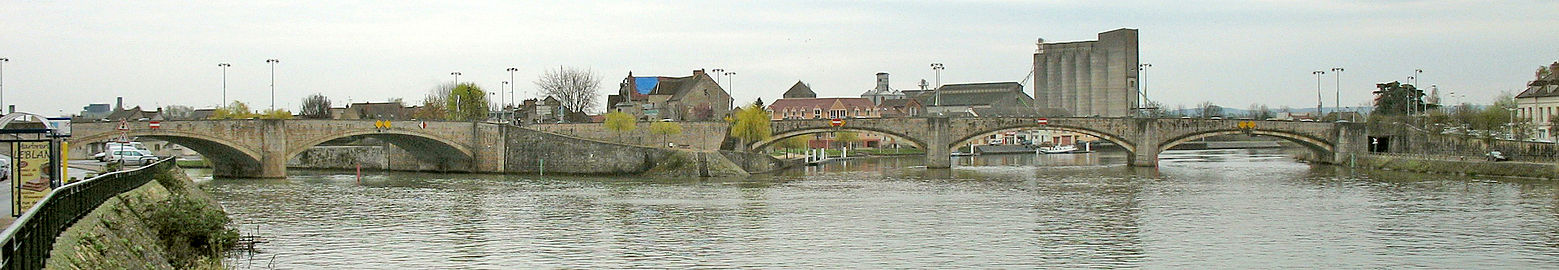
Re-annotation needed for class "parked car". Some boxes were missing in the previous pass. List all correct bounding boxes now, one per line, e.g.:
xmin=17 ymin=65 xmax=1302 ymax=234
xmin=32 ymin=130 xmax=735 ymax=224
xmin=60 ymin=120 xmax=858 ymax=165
xmin=105 ymin=150 xmax=160 ymax=165
xmin=1486 ymin=151 xmax=1509 ymax=162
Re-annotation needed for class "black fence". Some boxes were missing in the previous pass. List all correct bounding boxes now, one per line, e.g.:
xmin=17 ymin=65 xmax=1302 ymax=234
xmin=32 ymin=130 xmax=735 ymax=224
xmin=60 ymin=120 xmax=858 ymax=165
xmin=0 ymin=157 xmax=175 ymax=270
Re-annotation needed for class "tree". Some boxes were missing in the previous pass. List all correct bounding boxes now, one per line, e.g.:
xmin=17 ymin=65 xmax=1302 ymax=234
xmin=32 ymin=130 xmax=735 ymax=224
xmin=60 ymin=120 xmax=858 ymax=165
xmin=209 ymin=101 xmax=257 ymax=119
xmin=727 ymin=103 xmax=772 ymax=149
xmin=446 ymin=83 xmax=490 ymax=121
xmin=1195 ymin=101 xmax=1223 ymax=118
xmin=650 ymin=121 xmax=683 ymax=147
xmin=162 ymin=105 xmax=196 ymax=120
xmin=834 ymin=131 xmax=860 ymax=148
xmin=300 ymin=93 xmax=332 ymax=119
xmin=259 ymin=108 xmax=293 ymax=119
xmin=1142 ymin=100 xmax=1171 ymax=118
xmin=604 ymin=111 xmax=636 ymax=141
xmin=414 ymin=83 xmax=453 ymax=120
xmin=1371 ymin=81 xmax=1437 ymax=116
xmin=776 ymin=135 xmax=809 ymax=150
xmin=1247 ymin=104 xmax=1273 ymax=120
xmin=534 ymin=66 xmax=600 ymax=114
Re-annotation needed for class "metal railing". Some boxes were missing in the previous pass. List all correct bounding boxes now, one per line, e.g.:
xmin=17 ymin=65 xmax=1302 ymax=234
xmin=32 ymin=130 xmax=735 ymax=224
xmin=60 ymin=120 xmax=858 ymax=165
xmin=0 ymin=157 xmax=176 ymax=270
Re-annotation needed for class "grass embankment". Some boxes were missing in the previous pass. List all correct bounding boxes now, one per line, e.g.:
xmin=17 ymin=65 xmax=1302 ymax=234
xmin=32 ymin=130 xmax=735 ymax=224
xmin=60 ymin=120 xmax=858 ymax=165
xmin=46 ymin=166 xmax=237 ymax=269
xmin=176 ymin=159 xmax=210 ymax=168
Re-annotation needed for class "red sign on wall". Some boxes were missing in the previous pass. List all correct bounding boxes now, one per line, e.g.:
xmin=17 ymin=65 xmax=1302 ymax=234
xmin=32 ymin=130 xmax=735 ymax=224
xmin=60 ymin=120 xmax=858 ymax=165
xmin=830 ymin=118 xmax=845 ymax=127
xmin=148 ymin=121 xmax=161 ymax=129
xmin=1036 ymin=118 xmax=1049 ymax=125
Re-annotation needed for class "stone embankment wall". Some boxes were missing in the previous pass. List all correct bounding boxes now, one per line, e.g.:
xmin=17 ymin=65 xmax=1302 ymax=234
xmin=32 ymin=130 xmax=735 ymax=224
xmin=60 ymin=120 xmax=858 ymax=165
xmin=505 ymin=126 xmax=755 ymax=177
xmin=1354 ymin=153 xmax=1559 ymax=179
xmin=45 ymin=166 xmax=228 ymax=269
xmin=527 ymin=122 xmax=728 ymax=150
xmin=1371 ymin=122 xmax=1559 ymax=162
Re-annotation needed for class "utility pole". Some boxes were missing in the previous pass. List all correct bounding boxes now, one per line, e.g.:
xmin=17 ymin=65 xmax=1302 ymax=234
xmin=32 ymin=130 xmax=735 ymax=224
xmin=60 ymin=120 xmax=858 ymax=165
xmin=1 ymin=57 xmax=9 ymax=110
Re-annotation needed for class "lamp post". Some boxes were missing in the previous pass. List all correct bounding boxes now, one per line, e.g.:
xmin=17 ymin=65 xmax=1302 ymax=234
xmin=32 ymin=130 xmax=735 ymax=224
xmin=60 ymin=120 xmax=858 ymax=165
xmin=451 ymin=72 xmax=461 ymax=85
xmin=506 ymin=67 xmax=518 ymax=107
xmin=266 ymin=59 xmax=279 ymax=110
xmin=724 ymin=71 xmax=736 ymax=105
xmin=219 ymin=63 xmax=231 ymax=108
xmin=931 ymin=63 xmax=945 ymax=110
xmin=1 ymin=57 xmax=9 ymax=110
xmin=1312 ymin=70 xmax=1326 ymax=117
xmin=1138 ymin=63 xmax=1152 ymax=117
xmin=711 ymin=68 xmax=725 ymax=86
xmin=1331 ymin=67 xmax=1344 ymax=120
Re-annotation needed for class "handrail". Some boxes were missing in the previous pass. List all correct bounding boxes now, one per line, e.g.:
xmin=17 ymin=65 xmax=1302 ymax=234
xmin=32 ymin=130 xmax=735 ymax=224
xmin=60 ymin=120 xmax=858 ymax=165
xmin=0 ymin=157 xmax=177 ymax=270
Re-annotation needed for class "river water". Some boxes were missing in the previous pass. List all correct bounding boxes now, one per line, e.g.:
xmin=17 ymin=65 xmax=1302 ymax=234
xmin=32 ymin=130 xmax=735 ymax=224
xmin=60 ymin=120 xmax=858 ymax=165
xmin=195 ymin=149 xmax=1559 ymax=269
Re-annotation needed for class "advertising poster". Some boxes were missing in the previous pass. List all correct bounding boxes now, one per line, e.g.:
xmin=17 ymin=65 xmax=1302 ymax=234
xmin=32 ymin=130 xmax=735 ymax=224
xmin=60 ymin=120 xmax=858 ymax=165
xmin=12 ymin=141 xmax=53 ymax=216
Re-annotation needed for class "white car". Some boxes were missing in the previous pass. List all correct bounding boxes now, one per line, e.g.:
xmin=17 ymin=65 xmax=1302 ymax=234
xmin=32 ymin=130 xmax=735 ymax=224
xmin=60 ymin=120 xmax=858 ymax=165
xmin=105 ymin=150 xmax=160 ymax=166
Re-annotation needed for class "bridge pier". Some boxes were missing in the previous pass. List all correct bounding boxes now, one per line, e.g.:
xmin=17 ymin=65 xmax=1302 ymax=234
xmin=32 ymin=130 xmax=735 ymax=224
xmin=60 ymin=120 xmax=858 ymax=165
xmin=925 ymin=117 xmax=952 ymax=168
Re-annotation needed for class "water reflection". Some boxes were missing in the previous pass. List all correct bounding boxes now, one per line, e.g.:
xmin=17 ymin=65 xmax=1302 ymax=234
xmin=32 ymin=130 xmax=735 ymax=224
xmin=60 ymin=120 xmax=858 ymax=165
xmin=197 ymin=149 xmax=1559 ymax=268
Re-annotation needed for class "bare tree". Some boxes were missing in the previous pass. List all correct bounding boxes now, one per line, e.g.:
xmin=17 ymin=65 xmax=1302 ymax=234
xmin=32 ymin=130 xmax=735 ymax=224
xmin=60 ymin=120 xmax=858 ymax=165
xmin=300 ymin=93 xmax=332 ymax=119
xmin=534 ymin=66 xmax=601 ymax=114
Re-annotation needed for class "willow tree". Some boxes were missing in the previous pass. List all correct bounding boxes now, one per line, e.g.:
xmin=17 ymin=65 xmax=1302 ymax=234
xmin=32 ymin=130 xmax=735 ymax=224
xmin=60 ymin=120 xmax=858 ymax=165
xmin=604 ymin=111 xmax=636 ymax=141
xmin=650 ymin=121 xmax=683 ymax=147
xmin=727 ymin=103 xmax=772 ymax=150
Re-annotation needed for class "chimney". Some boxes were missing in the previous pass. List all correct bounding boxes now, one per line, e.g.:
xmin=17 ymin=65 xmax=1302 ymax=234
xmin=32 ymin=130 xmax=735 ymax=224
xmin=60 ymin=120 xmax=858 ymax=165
xmin=693 ymin=69 xmax=706 ymax=76
xmin=116 ymin=97 xmax=124 ymax=111
xmin=876 ymin=72 xmax=890 ymax=92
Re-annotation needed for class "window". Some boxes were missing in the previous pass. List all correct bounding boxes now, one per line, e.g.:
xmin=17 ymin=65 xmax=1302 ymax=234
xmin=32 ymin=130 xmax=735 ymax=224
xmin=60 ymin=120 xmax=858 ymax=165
xmin=813 ymin=108 xmax=822 ymax=119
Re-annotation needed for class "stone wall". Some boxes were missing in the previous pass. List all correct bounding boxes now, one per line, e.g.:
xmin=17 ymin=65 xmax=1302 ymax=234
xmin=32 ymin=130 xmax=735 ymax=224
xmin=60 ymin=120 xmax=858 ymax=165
xmin=1370 ymin=123 xmax=1559 ymax=162
xmin=504 ymin=126 xmax=747 ymax=177
xmin=46 ymin=166 xmax=228 ymax=269
xmin=287 ymin=146 xmax=387 ymax=170
xmin=1355 ymin=153 xmax=1559 ymax=179
xmin=527 ymin=122 xmax=728 ymax=150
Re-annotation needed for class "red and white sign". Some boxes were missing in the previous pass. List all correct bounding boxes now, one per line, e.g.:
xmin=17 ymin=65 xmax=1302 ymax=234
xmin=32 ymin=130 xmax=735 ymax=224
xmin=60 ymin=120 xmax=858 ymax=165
xmin=419 ymin=121 xmax=428 ymax=129
xmin=148 ymin=121 xmax=161 ymax=129
xmin=117 ymin=120 xmax=130 ymax=131
xmin=1036 ymin=118 xmax=1049 ymax=125
xmin=830 ymin=118 xmax=845 ymax=127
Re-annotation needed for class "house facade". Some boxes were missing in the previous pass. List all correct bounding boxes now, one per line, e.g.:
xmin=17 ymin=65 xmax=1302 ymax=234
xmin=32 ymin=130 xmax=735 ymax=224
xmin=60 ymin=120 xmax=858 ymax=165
xmin=1516 ymin=61 xmax=1559 ymax=141
xmin=608 ymin=69 xmax=733 ymax=121
xmin=768 ymin=97 xmax=880 ymax=120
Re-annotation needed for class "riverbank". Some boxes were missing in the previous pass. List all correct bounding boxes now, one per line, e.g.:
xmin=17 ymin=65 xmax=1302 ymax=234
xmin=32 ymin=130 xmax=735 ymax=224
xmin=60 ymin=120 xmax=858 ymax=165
xmin=1352 ymin=153 xmax=1559 ymax=179
xmin=45 ymin=166 xmax=236 ymax=269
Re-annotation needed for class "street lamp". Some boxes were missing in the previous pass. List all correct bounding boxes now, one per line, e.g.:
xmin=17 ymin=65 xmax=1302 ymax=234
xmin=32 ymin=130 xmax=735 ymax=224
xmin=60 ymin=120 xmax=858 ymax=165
xmin=506 ymin=67 xmax=518 ymax=107
xmin=724 ymin=71 xmax=736 ymax=105
xmin=1331 ymin=67 xmax=1344 ymax=120
xmin=501 ymin=81 xmax=510 ymax=109
xmin=451 ymin=72 xmax=461 ymax=85
xmin=1312 ymin=70 xmax=1326 ymax=117
xmin=932 ymin=63 xmax=945 ymax=110
xmin=266 ymin=59 xmax=279 ymax=110
xmin=1 ymin=57 xmax=9 ymax=111
xmin=219 ymin=63 xmax=231 ymax=108
xmin=711 ymin=68 xmax=725 ymax=86
xmin=1138 ymin=63 xmax=1152 ymax=117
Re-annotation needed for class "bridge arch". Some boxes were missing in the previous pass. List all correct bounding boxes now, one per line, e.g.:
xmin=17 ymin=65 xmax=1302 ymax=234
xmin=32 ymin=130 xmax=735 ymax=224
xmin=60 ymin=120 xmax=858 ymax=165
xmin=751 ymin=126 xmax=927 ymax=150
xmin=73 ymin=131 xmax=265 ymax=177
xmin=1157 ymin=129 xmax=1334 ymax=159
xmin=952 ymin=123 xmax=1137 ymax=154
xmin=284 ymin=130 xmax=476 ymax=172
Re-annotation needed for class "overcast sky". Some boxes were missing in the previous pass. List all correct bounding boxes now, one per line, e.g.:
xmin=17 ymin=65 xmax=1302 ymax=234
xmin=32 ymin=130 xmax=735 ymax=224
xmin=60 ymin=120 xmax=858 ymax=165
xmin=3 ymin=0 xmax=1557 ymax=116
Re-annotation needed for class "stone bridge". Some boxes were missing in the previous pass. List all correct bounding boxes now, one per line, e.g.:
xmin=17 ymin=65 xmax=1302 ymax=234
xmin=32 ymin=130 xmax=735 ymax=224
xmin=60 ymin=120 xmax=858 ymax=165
xmin=753 ymin=117 xmax=1369 ymax=168
xmin=71 ymin=120 xmax=506 ymax=178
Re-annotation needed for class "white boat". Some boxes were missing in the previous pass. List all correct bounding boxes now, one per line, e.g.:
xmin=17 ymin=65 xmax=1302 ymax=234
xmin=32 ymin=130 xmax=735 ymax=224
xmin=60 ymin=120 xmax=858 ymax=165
xmin=1039 ymin=145 xmax=1078 ymax=154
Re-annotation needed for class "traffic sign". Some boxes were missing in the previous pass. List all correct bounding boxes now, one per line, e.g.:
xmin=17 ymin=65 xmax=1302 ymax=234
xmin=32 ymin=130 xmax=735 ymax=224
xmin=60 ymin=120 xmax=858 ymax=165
xmin=830 ymin=118 xmax=845 ymax=127
xmin=419 ymin=121 xmax=427 ymax=129
xmin=1036 ymin=118 xmax=1049 ymax=125
xmin=116 ymin=120 xmax=129 ymax=131
xmin=148 ymin=121 xmax=161 ymax=129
